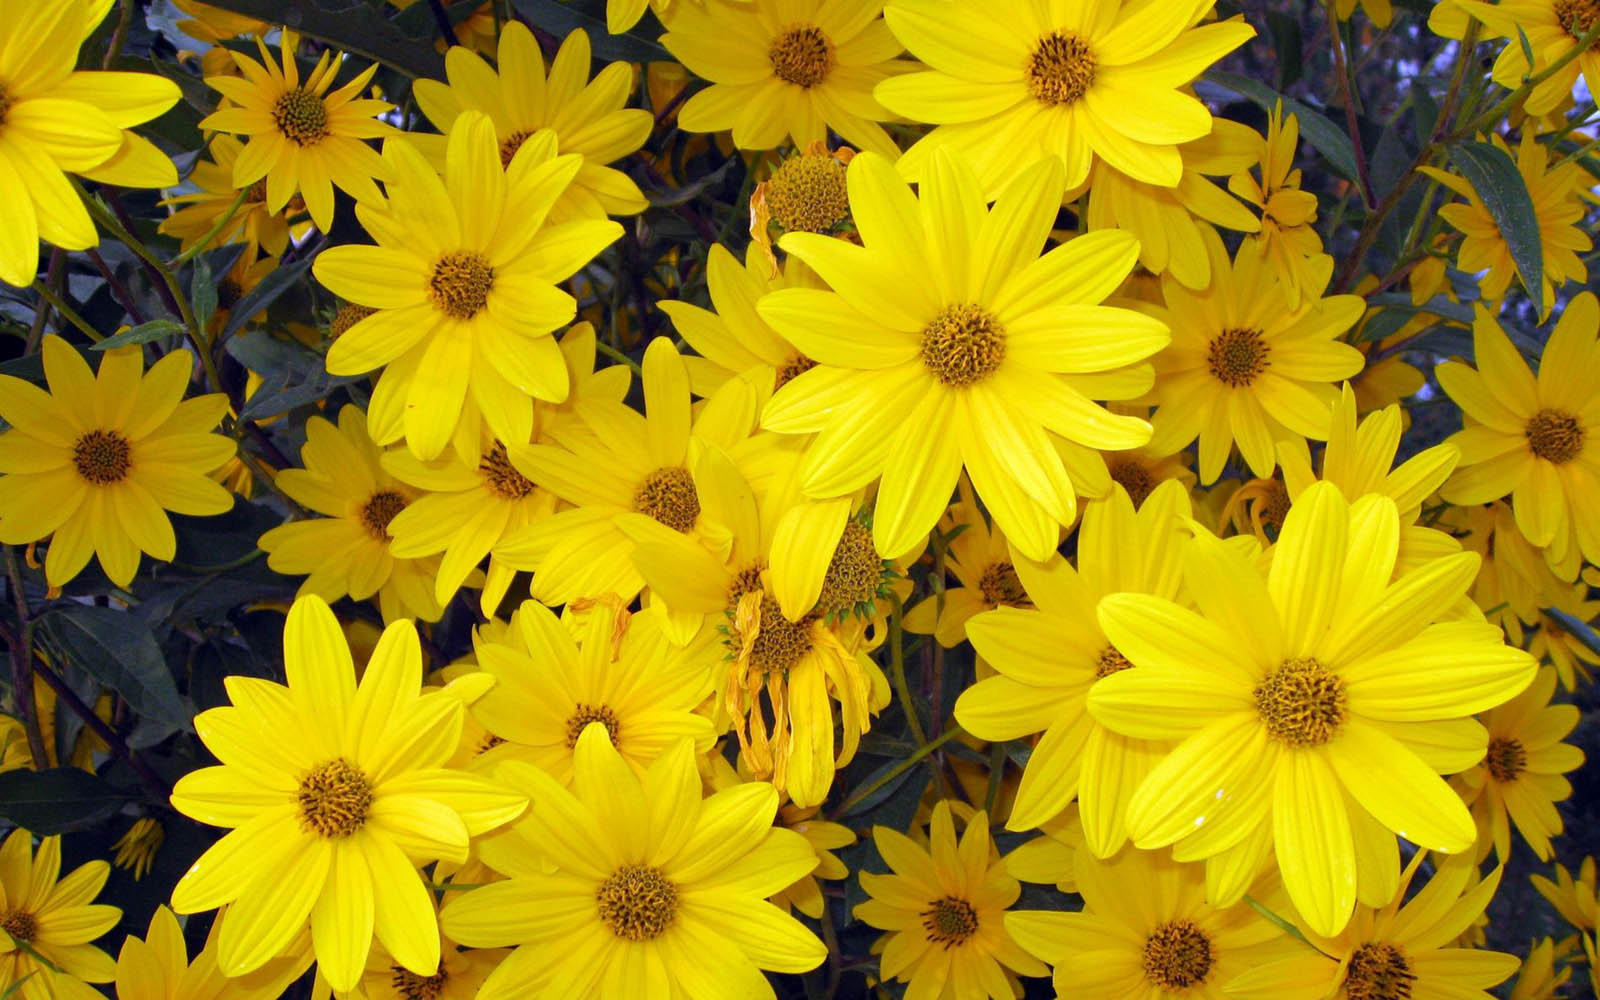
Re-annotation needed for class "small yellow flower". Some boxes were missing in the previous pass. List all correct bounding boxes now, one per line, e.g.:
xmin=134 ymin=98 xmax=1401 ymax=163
xmin=110 ymin=817 xmax=165 ymax=881
xmin=0 ymin=829 xmax=121 ymax=1000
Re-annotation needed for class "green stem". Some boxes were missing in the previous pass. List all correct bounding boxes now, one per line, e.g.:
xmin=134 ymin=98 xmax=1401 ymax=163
xmin=1244 ymin=894 xmax=1313 ymax=946
xmin=170 ymin=187 xmax=250 ymax=269
xmin=593 ymin=337 xmax=644 ymax=374
xmin=30 ymin=282 xmax=101 ymax=343
xmin=887 ymin=591 xmax=928 ymax=748
xmin=77 ymin=183 xmax=200 ymax=341
xmin=3 ymin=548 xmax=48 ymax=771
xmin=830 ymin=727 xmax=963 ymax=819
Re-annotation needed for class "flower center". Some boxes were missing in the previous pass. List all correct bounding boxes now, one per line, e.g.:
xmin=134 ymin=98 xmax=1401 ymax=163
xmin=478 ymin=443 xmax=536 ymax=500
xmin=272 ymin=88 xmax=330 ymax=145
xmin=921 ymin=896 xmax=978 ymax=947
xmin=1094 ymin=645 xmax=1133 ymax=678
xmin=1256 ymin=479 xmax=1291 ymax=532
xmin=390 ymin=966 xmax=448 ymax=1000
xmin=774 ymin=353 xmax=818 ymax=390
xmin=978 ymin=561 xmax=1030 ymax=608
xmin=296 ymin=757 xmax=373 ymax=838
xmin=736 ymin=596 xmax=816 ymax=673
xmin=1207 ymin=327 xmax=1271 ymax=388
xmin=499 ymin=128 xmax=534 ymax=167
xmin=1142 ymin=918 xmax=1214 ymax=990
xmin=817 ymin=520 xmax=884 ymax=617
xmin=360 ymin=490 xmax=407 ymax=540
xmin=766 ymin=154 xmax=849 ymax=234
xmin=0 ymin=82 xmax=13 ymax=127
xmin=330 ymin=302 xmax=376 ymax=338
xmin=1525 ymin=408 xmax=1584 ymax=464
xmin=1026 ymin=31 xmax=1097 ymax=106
xmin=633 ymin=466 xmax=700 ymax=533
xmin=1555 ymin=0 xmax=1600 ymax=36
xmin=428 ymin=251 xmax=495 ymax=320
xmin=0 ymin=909 xmax=36 ymax=943
xmin=1254 ymin=657 xmax=1347 ymax=747
xmin=922 ymin=304 xmax=1006 ymax=387
xmin=769 ymin=25 xmax=833 ymax=87
xmin=565 ymin=703 xmax=622 ymax=748
xmin=1344 ymin=942 xmax=1417 ymax=1000
xmin=73 ymin=429 xmax=132 ymax=485
xmin=597 ymin=864 xmax=678 ymax=941
xmin=1108 ymin=459 xmax=1156 ymax=506
xmin=1485 ymin=736 xmax=1527 ymax=783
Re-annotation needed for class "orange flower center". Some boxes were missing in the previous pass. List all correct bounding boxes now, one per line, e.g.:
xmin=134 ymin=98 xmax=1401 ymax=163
xmin=921 ymin=895 xmax=979 ymax=947
xmin=1142 ymin=919 xmax=1214 ymax=989
xmin=0 ymin=909 xmax=36 ymax=943
xmin=597 ymin=864 xmax=678 ymax=941
xmin=1555 ymin=0 xmax=1600 ymax=37
xmin=428 ymin=251 xmax=495 ymax=320
xmin=360 ymin=490 xmax=407 ymax=540
xmin=769 ymin=25 xmax=834 ymax=87
xmin=273 ymin=88 xmax=329 ymax=145
xmin=73 ymin=429 xmax=133 ymax=486
xmin=1207 ymin=327 xmax=1271 ymax=388
xmin=1026 ymin=31 xmax=1097 ymax=106
xmin=330 ymin=303 xmax=376 ymax=338
xmin=1525 ymin=408 xmax=1584 ymax=464
xmin=479 ymin=443 xmax=536 ymax=500
xmin=921 ymin=304 xmax=1007 ymax=387
xmin=1108 ymin=459 xmax=1157 ymax=506
xmin=633 ymin=466 xmax=700 ymax=532
xmin=390 ymin=965 xmax=448 ymax=1000
xmin=1344 ymin=942 xmax=1417 ymax=1000
xmin=1254 ymin=657 xmax=1347 ymax=747
xmin=297 ymin=757 xmax=372 ymax=838
xmin=774 ymin=353 xmax=818 ymax=390
xmin=498 ymin=128 xmax=534 ymax=167
xmin=1095 ymin=645 xmax=1133 ymax=678
xmin=734 ymin=595 xmax=816 ymax=673
xmin=565 ymin=703 xmax=622 ymax=748
xmin=1486 ymin=736 xmax=1527 ymax=783
xmin=817 ymin=520 xmax=883 ymax=617
xmin=978 ymin=561 xmax=1030 ymax=608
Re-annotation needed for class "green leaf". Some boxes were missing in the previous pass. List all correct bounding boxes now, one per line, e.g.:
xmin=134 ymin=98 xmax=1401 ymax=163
xmin=221 ymin=247 xmax=321 ymax=341
xmin=0 ymin=768 xmax=135 ymax=833
xmin=1205 ymin=70 xmax=1364 ymax=190
xmin=511 ymin=0 xmax=671 ymax=62
xmin=41 ymin=606 xmax=192 ymax=733
xmin=1448 ymin=141 xmax=1546 ymax=312
xmin=184 ymin=0 xmax=446 ymax=79
xmin=92 ymin=320 xmax=185 ymax=351
xmin=192 ymin=255 xmax=218 ymax=332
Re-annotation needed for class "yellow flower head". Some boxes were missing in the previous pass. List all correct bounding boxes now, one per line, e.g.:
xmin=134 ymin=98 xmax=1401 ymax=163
xmin=855 ymin=802 xmax=1047 ymax=999
xmin=0 ymin=337 xmax=236 ymax=587
xmin=158 ymin=135 xmax=311 ymax=259
xmin=439 ymin=728 xmax=827 ymax=998
xmin=760 ymin=150 xmax=1169 ymax=561
xmin=169 ymin=595 xmax=528 ymax=992
xmin=1462 ymin=0 xmax=1600 ymax=116
xmin=903 ymin=490 xmax=1036 ymax=649
xmin=0 ymin=828 xmax=120 ymax=1000
xmin=877 ymin=0 xmax=1256 ymax=193
xmin=1090 ymin=482 xmax=1536 ymax=936
xmin=113 ymin=904 xmax=308 ymax=1000
xmin=200 ymin=29 xmax=396 ymax=232
xmin=1532 ymin=857 xmax=1600 ymax=933
xmin=666 ymin=0 xmax=911 ymax=157
xmin=413 ymin=25 xmax=653 ymax=222
xmin=314 ymin=114 xmax=623 ymax=459
xmin=1230 ymin=104 xmax=1331 ymax=308
xmin=0 ymin=0 xmax=180 ymax=286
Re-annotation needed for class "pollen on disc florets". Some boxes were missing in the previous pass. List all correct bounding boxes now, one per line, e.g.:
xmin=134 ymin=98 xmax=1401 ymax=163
xmin=73 ymin=429 xmax=133 ymax=486
xmin=921 ymin=304 xmax=1006 ymax=387
xmin=1094 ymin=645 xmax=1133 ymax=678
xmin=1525 ymin=408 xmax=1584 ymax=464
xmin=499 ymin=129 xmax=534 ymax=167
xmin=360 ymin=490 xmax=407 ymax=540
xmin=735 ymin=596 xmax=816 ymax=673
xmin=429 ymin=251 xmax=495 ymax=321
xmin=0 ymin=909 xmax=36 ymax=943
xmin=766 ymin=154 xmax=850 ymax=235
xmin=1486 ymin=736 xmax=1527 ymax=783
xmin=1026 ymin=30 xmax=1097 ymax=106
xmin=565 ymin=703 xmax=622 ymax=748
xmin=0 ymin=83 xmax=13 ymax=127
xmin=330 ymin=302 xmax=376 ymax=338
xmin=1207 ymin=327 xmax=1271 ymax=388
xmin=1344 ymin=942 xmax=1417 ymax=1000
xmin=1108 ymin=459 xmax=1156 ymax=507
xmin=1142 ymin=919 xmax=1214 ymax=990
xmin=1555 ymin=0 xmax=1600 ymax=36
xmin=921 ymin=896 xmax=979 ymax=947
xmin=633 ymin=466 xmax=701 ymax=533
xmin=978 ymin=561 xmax=1030 ymax=608
xmin=479 ymin=443 xmax=536 ymax=500
xmin=273 ymin=88 xmax=330 ymax=145
xmin=774 ymin=353 xmax=818 ymax=390
xmin=297 ymin=757 xmax=373 ymax=838
xmin=597 ymin=864 xmax=679 ymax=942
xmin=818 ymin=520 xmax=886 ymax=617
xmin=391 ymin=966 xmax=448 ymax=1000
xmin=1254 ymin=657 xmax=1347 ymax=747
xmin=769 ymin=24 xmax=834 ymax=88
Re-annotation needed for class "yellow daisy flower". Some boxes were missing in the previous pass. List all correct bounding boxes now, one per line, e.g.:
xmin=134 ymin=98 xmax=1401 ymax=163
xmin=1143 ymin=232 xmax=1365 ymax=485
xmin=1230 ymin=104 xmax=1330 ymax=308
xmin=773 ymin=811 xmax=854 ymax=918
xmin=0 ymin=828 xmax=120 ymax=1000
xmin=1226 ymin=858 xmax=1517 ymax=1000
xmin=199 ymin=29 xmax=394 ymax=232
xmin=1456 ymin=666 xmax=1584 ymax=862
xmin=1507 ymin=937 xmax=1574 ymax=1000
xmin=0 ymin=337 xmax=235 ymax=587
xmin=439 ymin=728 xmax=827 ymax=998
xmin=258 ymin=405 xmax=445 ymax=624
xmin=1089 ymin=482 xmax=1537 ymax=937
xmin=1422 ymin=132 xmax=1590 ymax=313
xmin=955 ymin=480 xmax=1192 ymax=853
xmin=1529 ymin=583 xmax=1600 ymax=690
xmin=760 ymin=150 xmax=1168 ymax=560
xmin=903 ymin=492 xmax=1035 ymax=650
xmin=168 ymin=595 xmax=528 ymax=992
xmin=113 ymin=904 xmax=308 ymax=1000
xmin=854 ymin=802 xmax=1047 ymax=999
xmin=748 ymin=142 xmax=856 ymax=275
xmin=158 ymin=135 xmax=309 ymax=258
xmin=876 ymin=0 xmax=1255 ymax=193
xmin=110 ymin=817 xmax=165 ymax=882
xmin=353 ymin=916 xmax=502 ymax=1000
xmin=1532 ymin=857 xmax=1600 ymax=933
xmin=0 ymin=0 xmax=181 ymax=286
xmin=413 ymin=25 xmax=652 ymax=222
xmin=1007 ymin=846 xmax=1298 ymax=997
xmin=1460 ymin=0 xmax=1600 ymax=116
xmin=665 ymin=0 xmax=910 ymax=158
xmin=314 ymin=114 xmax=623 ymax=459
xmin=171 ymin=0 xmax=268 ymax=42
xmin=1438 ymin=295 xmax=1600 ymax=577
xmin=469 ymin=596 xmax=717 ymax=783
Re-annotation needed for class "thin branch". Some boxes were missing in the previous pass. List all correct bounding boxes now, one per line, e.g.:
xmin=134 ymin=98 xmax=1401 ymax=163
xmin=3 ymin=549 xmax=48 ymax=769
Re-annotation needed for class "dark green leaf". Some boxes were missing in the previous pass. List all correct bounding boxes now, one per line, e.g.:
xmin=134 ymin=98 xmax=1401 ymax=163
xmin=511 ymin=0 xmax=671 ymax=62
xmin=1356 ymin=304 xmax=1417 ymax=343
xmin=1546 ymin=608 xmax=1600 ymax=658
xmin=241 ymin=370 xmax=365 ymax=421
xmin=220 ymin=246 xmax=322 ymax=341
xmin=1448 ymin=141 xmax=1546 ymax=312
xmin=1206 ymin=70 xmax=1364 ymax=190
xmin=1411 ymin=77 xmax=1440 ymax=144
xmin=94 ymin=320 xmax=185 ymax=351
xmin=41 ymin=606 xmax=192 ymax=732
xmin=0 ymin=768 xmax=135 ymax=834
xmin=192 ymin=255 xmax=217 ymax=332
xmin=178 ymin=0 xmax=445 ymax=78
xmin=1265 ymin=12 xmax=1303 ymax=89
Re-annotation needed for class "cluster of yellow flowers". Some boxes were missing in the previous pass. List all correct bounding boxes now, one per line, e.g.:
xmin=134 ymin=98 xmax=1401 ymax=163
xmin=1 ymin=0 xmax=1599 ymax=998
